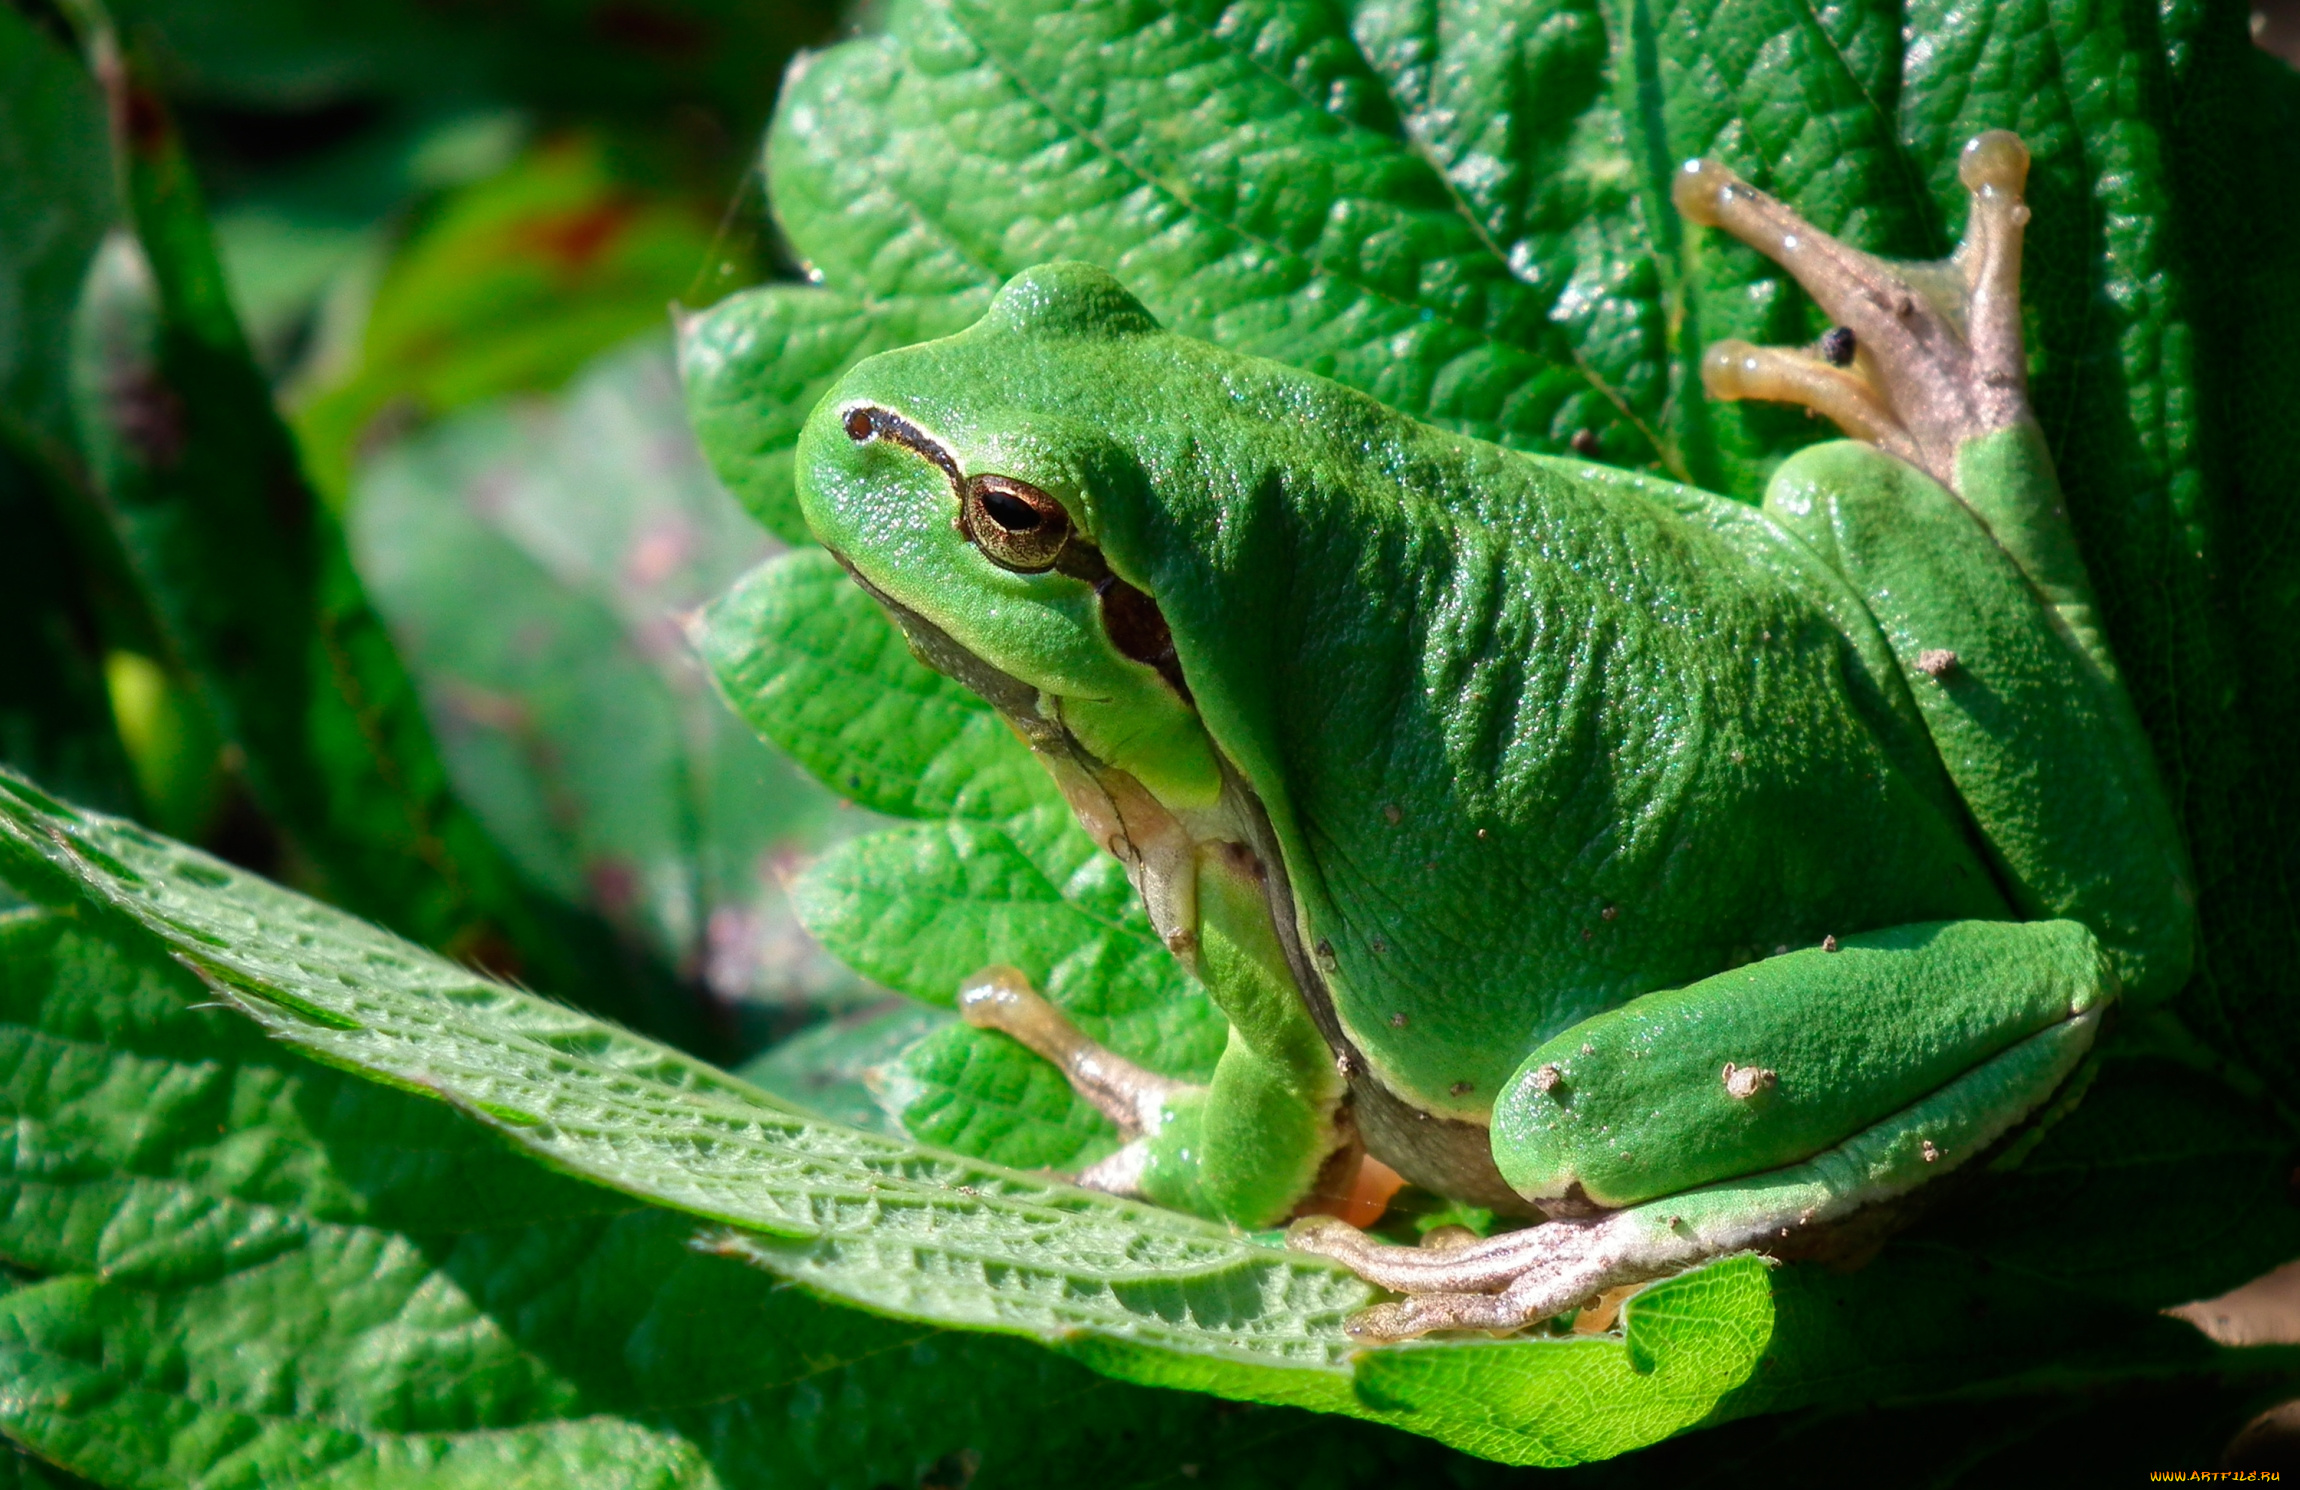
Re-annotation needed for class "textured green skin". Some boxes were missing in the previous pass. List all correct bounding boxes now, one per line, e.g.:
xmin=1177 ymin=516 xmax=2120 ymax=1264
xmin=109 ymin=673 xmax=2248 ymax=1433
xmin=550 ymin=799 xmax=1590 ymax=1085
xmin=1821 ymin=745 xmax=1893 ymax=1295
xmin=781 ymin=262 xmax=2188 ymax=1222
xmin=1492 ymin=919 xmax=2109 ymax=1208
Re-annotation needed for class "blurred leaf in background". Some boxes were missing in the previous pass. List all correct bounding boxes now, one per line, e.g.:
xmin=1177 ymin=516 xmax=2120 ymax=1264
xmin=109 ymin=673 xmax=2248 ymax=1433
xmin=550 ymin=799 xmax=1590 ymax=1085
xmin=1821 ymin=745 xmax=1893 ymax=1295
xmin=351 ymin=333 xmax=879 ymax=1044
xmin=294 ymin=133 xmax=751 ymax=506
xmin=0 ymin=7 xmax=140 ymax=828
xmin=0 ymin=0 xmax=878 ymax=1062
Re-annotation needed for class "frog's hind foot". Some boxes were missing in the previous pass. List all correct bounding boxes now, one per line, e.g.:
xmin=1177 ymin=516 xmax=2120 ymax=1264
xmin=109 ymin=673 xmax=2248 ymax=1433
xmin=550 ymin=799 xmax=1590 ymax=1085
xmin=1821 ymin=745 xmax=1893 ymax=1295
xmin=1674 ymin=131 xmax=2034 ymax=491
xmin=1288 ymin=1213 xmax=1678 ymax=1339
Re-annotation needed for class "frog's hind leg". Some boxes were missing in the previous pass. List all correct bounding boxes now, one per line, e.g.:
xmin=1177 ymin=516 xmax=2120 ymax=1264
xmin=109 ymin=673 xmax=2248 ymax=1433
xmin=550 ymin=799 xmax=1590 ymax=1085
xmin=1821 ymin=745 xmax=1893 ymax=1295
xmin=1294 ymin=1005 xmax=2099 ymax=1340
xmin=1678 ymin=133 xmax=2097 ymax=663
xmin=1674 ymin=131 xmax=2036 ymax=491
xmin=1679 ymin=131 xmax=2196 ymax=1002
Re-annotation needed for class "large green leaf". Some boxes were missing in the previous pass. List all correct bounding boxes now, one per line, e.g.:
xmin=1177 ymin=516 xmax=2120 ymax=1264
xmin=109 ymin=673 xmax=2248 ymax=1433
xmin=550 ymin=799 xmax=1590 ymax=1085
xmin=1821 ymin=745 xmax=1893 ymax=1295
xmin=0 ymin=768 xmax=1838 ymax=1467
xmin=54 ymin=14 xmax=707 ymax=1047
xmin=0 ymin=904 xmax=1558 ymax=1488
xmin=5 ymin=769 xmax=2296 ymax=1469
xmin=679 ymin=0 xmax=1672 ymax=538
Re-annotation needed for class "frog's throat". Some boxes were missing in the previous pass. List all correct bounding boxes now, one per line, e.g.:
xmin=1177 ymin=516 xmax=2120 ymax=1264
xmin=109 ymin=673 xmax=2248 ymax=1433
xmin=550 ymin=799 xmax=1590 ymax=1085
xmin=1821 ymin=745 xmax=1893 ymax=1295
xmin=834 ymin=557 xmax=1534 ymax=1215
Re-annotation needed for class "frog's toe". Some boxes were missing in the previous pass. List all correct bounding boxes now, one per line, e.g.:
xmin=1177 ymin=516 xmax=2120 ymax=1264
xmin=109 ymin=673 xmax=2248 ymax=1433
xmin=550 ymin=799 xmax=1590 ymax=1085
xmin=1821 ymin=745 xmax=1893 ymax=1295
xmin=1675 ymin=131 xmax=2037 ymax=491
xmin=958 ymin=965 xmax=1192 ymax=1137
xmin=1700 ymin=338 xmax=1920 ymax=470
xmin=1287 ymin=1213 xmax=1666 ymax=1340
xmin=1343 ymin=1288 xmax=1563 ymax=1340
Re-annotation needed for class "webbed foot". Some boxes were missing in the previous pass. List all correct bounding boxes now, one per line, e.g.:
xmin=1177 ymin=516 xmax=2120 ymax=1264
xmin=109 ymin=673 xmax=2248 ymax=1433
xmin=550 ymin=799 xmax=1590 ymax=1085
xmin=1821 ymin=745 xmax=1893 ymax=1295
xmin=1674 ymin=131 xmax=2034 ymax=491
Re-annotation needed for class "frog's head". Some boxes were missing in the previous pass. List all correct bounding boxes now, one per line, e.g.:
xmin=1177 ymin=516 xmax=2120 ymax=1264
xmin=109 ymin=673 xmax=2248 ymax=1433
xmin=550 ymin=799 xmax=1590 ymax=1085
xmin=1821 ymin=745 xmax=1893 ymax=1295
xmin=794 ymin=263 xmax=1224 ymax=815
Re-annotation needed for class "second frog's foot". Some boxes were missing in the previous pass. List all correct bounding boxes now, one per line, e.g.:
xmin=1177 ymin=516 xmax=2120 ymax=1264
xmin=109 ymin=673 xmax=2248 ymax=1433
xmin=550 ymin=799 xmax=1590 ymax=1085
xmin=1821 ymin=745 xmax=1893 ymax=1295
xmin=1673 ymin=132 xmax=2035 ymax=492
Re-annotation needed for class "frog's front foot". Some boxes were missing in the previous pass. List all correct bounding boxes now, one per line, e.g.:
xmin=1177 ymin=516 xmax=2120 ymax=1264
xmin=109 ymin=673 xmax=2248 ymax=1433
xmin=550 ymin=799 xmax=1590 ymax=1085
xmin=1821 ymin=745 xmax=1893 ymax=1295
xmin=1674 ymin=131 xmax=2034 ymax=491
xmin=957 ymin=965 xmax=1194 ymax=1196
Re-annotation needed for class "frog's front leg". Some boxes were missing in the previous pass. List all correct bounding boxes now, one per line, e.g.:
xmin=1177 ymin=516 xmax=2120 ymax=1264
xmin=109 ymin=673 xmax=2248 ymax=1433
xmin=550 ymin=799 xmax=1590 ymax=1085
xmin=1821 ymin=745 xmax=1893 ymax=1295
xmin=960 ymin=965 xmax=1368 ymax=1224
xmin=961 ymin=830 xmax=1360 ymax=1227
xmin=956 ymin=966 xmax=1197 ymax=1195
xmin=1294 ymin=920 xmax=2110 ymax=1338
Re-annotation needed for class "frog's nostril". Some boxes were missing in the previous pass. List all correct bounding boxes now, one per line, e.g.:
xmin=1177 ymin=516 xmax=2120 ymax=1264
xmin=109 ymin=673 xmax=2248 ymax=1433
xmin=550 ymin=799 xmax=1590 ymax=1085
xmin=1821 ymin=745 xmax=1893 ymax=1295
xmin=843 ymin=407 xmax=874 ymax=442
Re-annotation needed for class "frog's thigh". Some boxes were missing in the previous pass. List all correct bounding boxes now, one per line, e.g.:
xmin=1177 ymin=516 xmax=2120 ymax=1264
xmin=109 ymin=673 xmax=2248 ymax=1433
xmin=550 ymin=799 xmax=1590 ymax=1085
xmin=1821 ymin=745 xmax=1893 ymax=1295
xmin=1765 ymin=441 xmax=2193 ymax=1000
xmin=1296 ymin=1006 xmax=2096 ymax=1339
xmin=1488 ymin=919 xmax=2110 ymax=1211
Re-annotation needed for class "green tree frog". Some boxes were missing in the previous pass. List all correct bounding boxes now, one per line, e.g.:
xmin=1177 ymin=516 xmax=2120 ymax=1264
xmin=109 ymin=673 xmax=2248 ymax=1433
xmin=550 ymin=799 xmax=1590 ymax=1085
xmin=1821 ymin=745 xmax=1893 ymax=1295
xmin=695 ymin=132 xmax=2194 ymax=1338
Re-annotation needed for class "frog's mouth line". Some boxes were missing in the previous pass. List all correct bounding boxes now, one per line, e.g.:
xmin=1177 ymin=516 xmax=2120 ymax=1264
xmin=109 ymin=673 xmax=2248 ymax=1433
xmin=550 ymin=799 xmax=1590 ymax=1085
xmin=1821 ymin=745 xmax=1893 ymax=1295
xmin=831 ymin=554 xmax=1533 ymax=1213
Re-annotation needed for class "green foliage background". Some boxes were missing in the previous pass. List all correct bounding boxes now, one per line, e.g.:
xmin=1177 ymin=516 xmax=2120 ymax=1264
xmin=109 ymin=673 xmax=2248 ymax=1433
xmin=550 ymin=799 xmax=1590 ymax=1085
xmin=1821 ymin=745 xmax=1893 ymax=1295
xmin=1 ymin=0 xmax=2297 ymax=1482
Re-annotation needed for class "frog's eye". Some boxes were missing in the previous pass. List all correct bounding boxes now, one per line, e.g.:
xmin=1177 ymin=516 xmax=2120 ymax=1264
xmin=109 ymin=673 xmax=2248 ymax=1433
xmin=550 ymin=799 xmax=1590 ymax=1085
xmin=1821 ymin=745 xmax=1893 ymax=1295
xmin=962 ymin=475 xmax=1073 ymax=573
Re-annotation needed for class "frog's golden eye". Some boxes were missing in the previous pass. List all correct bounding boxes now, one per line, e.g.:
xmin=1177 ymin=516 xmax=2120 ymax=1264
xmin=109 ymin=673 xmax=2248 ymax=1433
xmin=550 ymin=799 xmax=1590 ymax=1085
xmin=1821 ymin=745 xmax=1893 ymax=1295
xmin=962 ymin=475 xmax=1072 ymax=573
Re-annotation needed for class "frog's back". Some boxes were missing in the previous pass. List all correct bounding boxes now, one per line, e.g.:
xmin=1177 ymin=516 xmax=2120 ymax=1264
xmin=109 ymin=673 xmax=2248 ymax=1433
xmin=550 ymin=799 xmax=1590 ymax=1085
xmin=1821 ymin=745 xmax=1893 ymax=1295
xmin=1082 ymin=342 xmax=2010 ymax=1119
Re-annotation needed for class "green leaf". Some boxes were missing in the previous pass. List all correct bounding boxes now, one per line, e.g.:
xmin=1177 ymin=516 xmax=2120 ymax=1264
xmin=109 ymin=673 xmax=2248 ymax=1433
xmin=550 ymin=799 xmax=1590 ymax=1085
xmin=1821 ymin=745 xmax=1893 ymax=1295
xmin=792 ymin=808 xmax=1225 ymax=1165
xmin=2142 ymin=29 xmax=2300 ymax=1095
xmin=58 ymin=25 xmax=706 ymax=1047
xmin=679 ymin=0 xmax=1675 ymax=536
xmin=0 ymin=771 xmax=1812 ymax=1467
xmin=694 ymin=548 xmax=1049 ymax=823
xmin=348 ymin=335 xmax=869 ymax=1016
xmin=0 ymin=904 xmax=1541 ymax=1488
xmin=681 ymin=287 xmax=983 ymax=542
